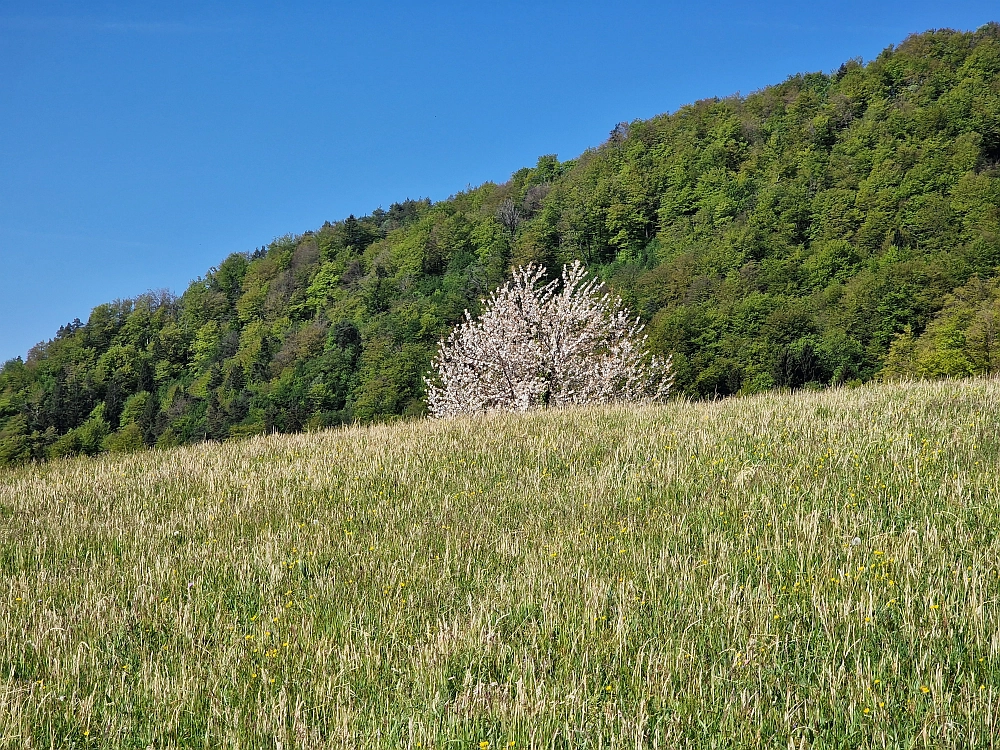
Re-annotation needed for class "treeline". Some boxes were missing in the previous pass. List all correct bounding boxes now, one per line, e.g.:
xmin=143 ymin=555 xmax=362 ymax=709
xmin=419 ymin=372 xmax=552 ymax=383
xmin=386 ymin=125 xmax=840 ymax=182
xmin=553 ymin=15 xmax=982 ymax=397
xmin=2 ymin=24 xmax=1000 ymax=464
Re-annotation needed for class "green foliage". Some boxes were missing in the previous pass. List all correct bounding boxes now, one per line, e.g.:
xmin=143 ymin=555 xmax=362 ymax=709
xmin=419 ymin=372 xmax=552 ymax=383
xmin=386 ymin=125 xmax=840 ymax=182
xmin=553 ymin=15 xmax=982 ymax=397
xmin=49 ymin=404 xmax=110 ymax=458
xmin=2 ymin=25 xmax=1000 ymax=464
xmin=884 ymin=276 xmax=1000 ymax=378
xmin=103 ymin=423 xmax=146 ymax=454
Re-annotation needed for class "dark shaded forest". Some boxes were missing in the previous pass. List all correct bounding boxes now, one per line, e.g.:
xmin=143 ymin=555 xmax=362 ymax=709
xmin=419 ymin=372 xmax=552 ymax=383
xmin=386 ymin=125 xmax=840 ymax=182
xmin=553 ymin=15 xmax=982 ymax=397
xmin=3 ymin=25 xmax=1000 ymax=464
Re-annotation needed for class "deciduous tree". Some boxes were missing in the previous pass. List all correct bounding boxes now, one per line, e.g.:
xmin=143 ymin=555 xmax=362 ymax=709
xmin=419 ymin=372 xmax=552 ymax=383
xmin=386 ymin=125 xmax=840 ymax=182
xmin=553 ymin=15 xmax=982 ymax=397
xmin=426 ymin=261 xmax=673 ymax=416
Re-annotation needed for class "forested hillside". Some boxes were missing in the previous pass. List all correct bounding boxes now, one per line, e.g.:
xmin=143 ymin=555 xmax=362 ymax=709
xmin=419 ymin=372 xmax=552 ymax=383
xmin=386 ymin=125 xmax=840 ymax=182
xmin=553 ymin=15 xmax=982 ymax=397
xmin=2 ymin=25 xmax=999 ymax=464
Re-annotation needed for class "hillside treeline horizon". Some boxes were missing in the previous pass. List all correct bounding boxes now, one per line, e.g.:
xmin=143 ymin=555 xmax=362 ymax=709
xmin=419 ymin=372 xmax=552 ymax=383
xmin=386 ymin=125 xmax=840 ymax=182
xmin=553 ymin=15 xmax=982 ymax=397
xmin=2 ymin=24 xmax=1000 ymax=463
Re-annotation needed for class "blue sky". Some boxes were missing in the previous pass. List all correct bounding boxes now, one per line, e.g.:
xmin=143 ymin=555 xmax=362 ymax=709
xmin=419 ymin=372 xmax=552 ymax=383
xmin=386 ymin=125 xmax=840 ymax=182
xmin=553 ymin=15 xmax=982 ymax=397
xmin=1 ymin=0 xmax=997 ymax=363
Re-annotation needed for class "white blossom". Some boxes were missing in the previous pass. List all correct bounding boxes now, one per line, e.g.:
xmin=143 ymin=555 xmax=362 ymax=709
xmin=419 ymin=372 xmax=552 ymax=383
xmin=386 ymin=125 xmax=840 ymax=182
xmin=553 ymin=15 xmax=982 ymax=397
xmin=425 ymin=261 xmax=673 ymax=417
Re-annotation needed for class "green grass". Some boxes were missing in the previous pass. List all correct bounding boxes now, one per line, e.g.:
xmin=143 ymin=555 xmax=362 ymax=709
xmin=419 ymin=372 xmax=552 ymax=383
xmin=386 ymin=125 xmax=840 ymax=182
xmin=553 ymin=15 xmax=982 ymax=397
xmin=2 ymin=378 xmax=1000 ymax=748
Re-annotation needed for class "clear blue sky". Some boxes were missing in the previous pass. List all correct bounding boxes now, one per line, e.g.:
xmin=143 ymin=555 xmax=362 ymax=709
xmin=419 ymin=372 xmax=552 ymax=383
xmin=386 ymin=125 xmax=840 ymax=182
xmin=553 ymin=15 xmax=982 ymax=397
xmin=1 ymin=0 xmax=996 ymax=363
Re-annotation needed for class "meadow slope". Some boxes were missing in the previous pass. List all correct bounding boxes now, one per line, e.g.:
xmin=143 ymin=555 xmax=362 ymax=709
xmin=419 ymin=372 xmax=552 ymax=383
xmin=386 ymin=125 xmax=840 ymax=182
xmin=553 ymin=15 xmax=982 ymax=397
xmin=2 ymin=379 xmax=1000 ymax=748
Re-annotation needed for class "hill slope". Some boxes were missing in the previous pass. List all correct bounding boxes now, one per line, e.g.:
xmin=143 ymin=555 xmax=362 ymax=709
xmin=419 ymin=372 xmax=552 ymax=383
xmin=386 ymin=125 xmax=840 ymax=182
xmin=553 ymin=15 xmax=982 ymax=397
xmin=2 ymin=378 xmax=999 ymax=746
xmin=2 ymin=24 xmax=1000 ymax=464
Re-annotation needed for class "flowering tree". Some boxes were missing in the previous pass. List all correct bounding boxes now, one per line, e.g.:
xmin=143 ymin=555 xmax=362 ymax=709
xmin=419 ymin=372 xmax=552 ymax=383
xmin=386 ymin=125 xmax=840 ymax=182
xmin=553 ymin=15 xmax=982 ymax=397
xmin=425 ymin=261 xmax=673 ymax=417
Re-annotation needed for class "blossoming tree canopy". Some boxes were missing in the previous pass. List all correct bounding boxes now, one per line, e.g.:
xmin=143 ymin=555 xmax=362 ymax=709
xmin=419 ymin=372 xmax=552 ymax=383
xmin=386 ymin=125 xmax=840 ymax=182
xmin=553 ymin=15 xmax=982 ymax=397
xmin=425 ymin=261 xmax=673 ymax=416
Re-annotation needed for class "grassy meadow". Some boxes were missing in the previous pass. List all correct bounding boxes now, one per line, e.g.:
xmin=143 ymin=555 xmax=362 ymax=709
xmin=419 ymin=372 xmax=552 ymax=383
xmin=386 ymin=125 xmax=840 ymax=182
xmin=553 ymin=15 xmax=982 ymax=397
xmin=2 ymin=378 xmax=1000 ymax=748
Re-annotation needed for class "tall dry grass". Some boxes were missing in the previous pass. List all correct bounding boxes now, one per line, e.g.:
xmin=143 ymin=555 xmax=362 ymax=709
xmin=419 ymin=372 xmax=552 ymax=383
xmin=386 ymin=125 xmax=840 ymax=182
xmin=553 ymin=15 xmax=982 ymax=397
xmin=2 ymin=378 xmax=999 ymax=748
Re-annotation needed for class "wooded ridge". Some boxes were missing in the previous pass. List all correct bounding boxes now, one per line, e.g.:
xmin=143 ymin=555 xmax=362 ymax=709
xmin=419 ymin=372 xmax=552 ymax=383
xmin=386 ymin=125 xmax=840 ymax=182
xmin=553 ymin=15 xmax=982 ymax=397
xmin=2 ymin=24 xmax=999 ymax=463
